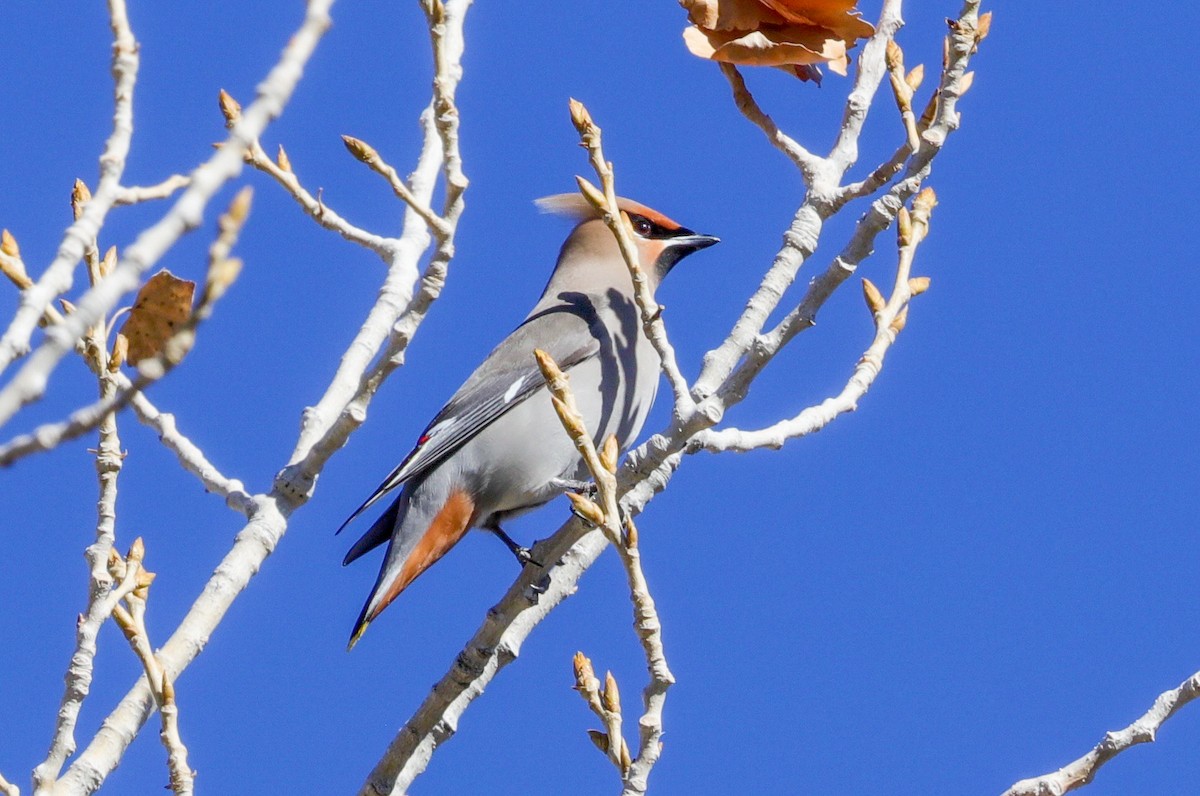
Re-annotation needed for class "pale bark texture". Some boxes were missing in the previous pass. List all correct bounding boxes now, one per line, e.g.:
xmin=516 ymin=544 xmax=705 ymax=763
xmin=2 ymin=2 xmax=1192 ymax=796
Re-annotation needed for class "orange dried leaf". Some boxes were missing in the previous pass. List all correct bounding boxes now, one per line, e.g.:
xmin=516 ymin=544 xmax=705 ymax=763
xmin=118 ymin=270 xmax=196 ymax=365
xmin=683 ymin=23 xmax=848 ymax=69
xmin=681 ymin=0 xmax=872 ymax=79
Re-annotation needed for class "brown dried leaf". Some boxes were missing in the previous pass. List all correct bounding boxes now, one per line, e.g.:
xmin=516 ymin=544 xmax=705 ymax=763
xmin=681 ymin=0 xmax=872 ymax=78
xmin=118 ymin=270 xmax=196 ymax=365
xmin=683 ymin=23 xmax=848 ymax=69
xmin=760 ymin=0 xmax=874 ymax=40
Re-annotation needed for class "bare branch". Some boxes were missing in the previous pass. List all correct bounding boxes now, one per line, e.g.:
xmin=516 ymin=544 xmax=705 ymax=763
xmin=125 ymin=390 xmax=254 ymax=515
xmin=114 ymin=175 xmax=191 ymax=205
xmin=54 ymin=3 xmax=474 ymax=790
xmin=695 ymin=189 xmax=937 ymax=453
xmin=568 ymin=100 xmax=695 ymax=419
xmin=718 ymin=64 xmax=823 ymax=181
xmin=1002 ymin=670 xmax=1200 ymax=796
xmin=0 ymin=0 xmax=139 ymax=376
xmin=0 ymin=0 xmax=334 ymax=430
xmin=0 ymin=191 xmax=250 ymax=467
xmin=240 ymin=135 xmax=397 ymax=261
xmin=341 ymin=135 xmax=449 ymax=237
xmin=827 ymin=0 xmax=905 ymax=175
xmin=108 ymin=546 xmax=195 ymax=796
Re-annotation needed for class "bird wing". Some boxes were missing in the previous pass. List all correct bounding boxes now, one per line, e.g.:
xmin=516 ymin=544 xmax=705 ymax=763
xmin=336 ymin=305 xmax=601 ymax=534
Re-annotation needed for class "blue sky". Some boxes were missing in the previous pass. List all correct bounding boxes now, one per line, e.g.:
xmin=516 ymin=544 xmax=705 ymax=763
xmin=2 ymin=2 xmax=1199 ymax=794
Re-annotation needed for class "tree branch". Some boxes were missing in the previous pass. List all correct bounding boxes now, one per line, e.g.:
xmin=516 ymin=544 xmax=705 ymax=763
xmin=0 ymin=0 xmax=139 ymax=376
xmin=50 ymin=3 xmax=474 ymax=792
xmin=0 ymin=0 xmax=334 ymax=430
xmin=1002 ymin=670 xmax=1200 ymax=796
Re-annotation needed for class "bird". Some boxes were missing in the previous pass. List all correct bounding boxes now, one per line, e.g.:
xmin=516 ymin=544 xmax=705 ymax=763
xmin=339 ymin=193 xmax=719 ymax=648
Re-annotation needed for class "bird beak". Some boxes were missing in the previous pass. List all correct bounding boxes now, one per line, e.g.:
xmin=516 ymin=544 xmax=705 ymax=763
xmin=669 ymin=233 xmax=720 ymax=254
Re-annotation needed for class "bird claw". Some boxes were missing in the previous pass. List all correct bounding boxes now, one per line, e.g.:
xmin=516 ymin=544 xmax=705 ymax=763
xmin=514 ymin=546 xmax=544 ymax=568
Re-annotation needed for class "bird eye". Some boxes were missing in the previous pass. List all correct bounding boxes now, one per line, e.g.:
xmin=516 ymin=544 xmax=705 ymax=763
xmin=632 ymin=216 xmax=653 ymax=236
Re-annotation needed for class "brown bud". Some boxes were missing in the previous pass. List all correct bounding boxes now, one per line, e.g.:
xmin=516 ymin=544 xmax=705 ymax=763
xmin=127 ymin=536 xmax=145 ymax=564
xmin=861 ymin=278 xmax=886 ymax=314
xmin=574 ymin=175 xmax=607 ymax=212
xmin=587 ymin=730 xmax=610 ymax=754
xmin=0 ymin=229 xmax=19 ymax=258
xmin=276 ymin=144 xmax=292 ymax=173
xmin=107 ymin=548 xmax=124 ymax=577
xmin=600 ymin=435 xmax=619 ymax=474
xmin=885 ymin=39 xmax=903 ymax=71
xmin=573 ymin=651 xmax=596 ymax=687
xmin=567 ymin=492 xmax=605 ymax=527
xmin=218 ymin=89 xmax=241 ymax=127
xmin=568 ymin=98 xmax=594 ymax=135
xmin=976 ymin=11 xmax=992 ymax=42
xmin=905 ymin=64 xmax=925 ymax=92
xmin=912 ymin=187 xmax=938 ymax=227
xmin=624 ymin=517 xmax=638 ymax=549
xmin=203 ymin=258 xmax=243 ymax=306
xmin=100 ymin=246 xmax=117 ymax=278
xmin=889 ymin=305 xmax=909 ymax=334
xmin=226 ymin=186 xmax=254 ymax=226
xmin=59 ymin=299 xmax=76 ymax=315
xmin=602 ymin=671 xmax=620 ymax=714
xmin=161 ymin=673 xmax=176 ymax=705
xmin=109 ymin=333 xmax=128 ymax=372
xmin=896 ymin=207 xmax=913 ymax=246
xmin=908 ymin=276 xmax=931 ymax=296
xmin=341 ymin=135 xmax=378 ymax=164
xmin=71 ymin=179 xmax=92 ymax=221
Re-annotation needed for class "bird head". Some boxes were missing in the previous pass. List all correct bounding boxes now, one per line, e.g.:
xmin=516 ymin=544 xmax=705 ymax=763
xmin=536 ymin=193 xmax=719 ymax=287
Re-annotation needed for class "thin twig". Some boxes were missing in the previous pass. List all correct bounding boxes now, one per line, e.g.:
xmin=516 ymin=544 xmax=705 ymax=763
xmin=0 ymin=0 xmax=139 ymax=376
xmin=233 ymin=127 xmax=397 ymax=260
xmin=0 ymin=0 xmax=334 ymax=430
xmin=109 ymin=545 xmax=195 ymax=796
xmin=31 ymin=176 xmax=131 ymax=796
xmin=719 ymin=64 xmax=822 ymax=182
xmin=568 ymin=100 xmax=695 ymax=420
xmin=359 ymin=8 xmax=989 ymax=786
xmin=114 ymin=175 xmax=191 ymax=205
xmin=536 ymin=350 xmax=674 ymax=792
xmin=0 ymin=191 xmax=251 ymax=467
xmin=56 ymin=3 xmax=473 ymax=791
xmin=694 ymin=190 xmax=936 ymax=453
xmin=1002 ymin=670 xmax=1200 ymax=796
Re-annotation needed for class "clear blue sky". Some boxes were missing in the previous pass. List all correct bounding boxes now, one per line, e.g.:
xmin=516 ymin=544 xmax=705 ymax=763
xmin=2 ymin=2 xmax=1199 ymax=794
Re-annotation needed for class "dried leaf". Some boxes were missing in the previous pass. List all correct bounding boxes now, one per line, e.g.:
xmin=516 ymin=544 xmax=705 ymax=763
xmin=118 ymin=270 xmax=196 ymax=365
xmin=684 ymin=24 xmax=848 ymax=70
xmin=681 ymin=0 xmax=872 ymax=78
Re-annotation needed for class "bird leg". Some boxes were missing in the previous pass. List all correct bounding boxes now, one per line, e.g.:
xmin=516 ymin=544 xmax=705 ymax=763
xmin=485 ymin=523 xmax=543 ymax=568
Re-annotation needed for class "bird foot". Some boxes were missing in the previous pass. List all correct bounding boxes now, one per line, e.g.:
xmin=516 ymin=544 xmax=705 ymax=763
xmin=488 ymin=525 xmax=543 ymax=568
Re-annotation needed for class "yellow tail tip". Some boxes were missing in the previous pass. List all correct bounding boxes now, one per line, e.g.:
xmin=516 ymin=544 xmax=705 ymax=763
xmin=347 ymin=621 xmax=370 ymax=651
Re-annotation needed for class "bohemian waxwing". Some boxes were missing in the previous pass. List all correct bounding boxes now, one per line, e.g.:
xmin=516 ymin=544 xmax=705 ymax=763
xmin=340 ymin=194 xmax=719 ymax=647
